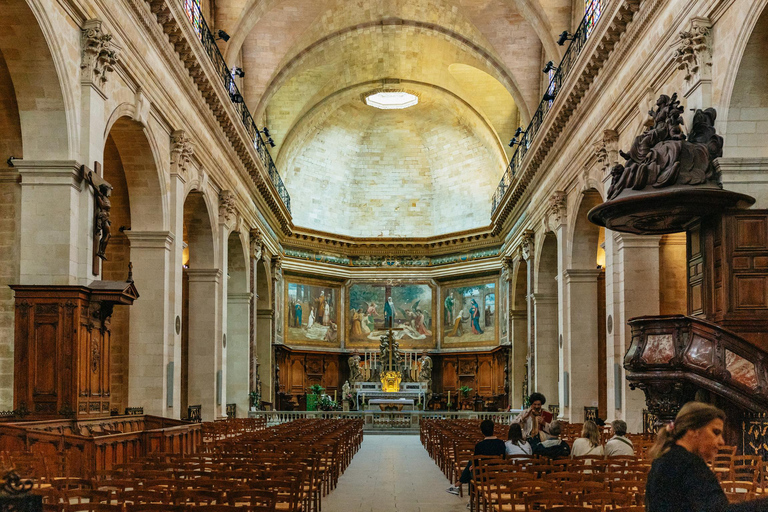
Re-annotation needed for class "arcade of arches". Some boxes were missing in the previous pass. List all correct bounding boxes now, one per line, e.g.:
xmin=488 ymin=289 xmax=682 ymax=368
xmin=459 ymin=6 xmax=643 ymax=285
xmin=2 ymin=0 xmax=768 ymax=478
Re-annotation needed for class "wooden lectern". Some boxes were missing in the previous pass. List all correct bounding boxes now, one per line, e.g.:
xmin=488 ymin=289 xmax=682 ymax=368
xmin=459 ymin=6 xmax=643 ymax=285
xmin=10 ymin=281 xmax=138 ymax=419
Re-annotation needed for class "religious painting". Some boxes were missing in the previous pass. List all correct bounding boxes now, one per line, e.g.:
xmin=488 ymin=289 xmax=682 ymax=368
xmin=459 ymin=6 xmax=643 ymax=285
xmin=285 ymin=278 xmax=341 ymax=347
xmin=346 ymin=281 xmax=436 ymax=349
xmin=441 ymin=278 xmax=498 ymax=347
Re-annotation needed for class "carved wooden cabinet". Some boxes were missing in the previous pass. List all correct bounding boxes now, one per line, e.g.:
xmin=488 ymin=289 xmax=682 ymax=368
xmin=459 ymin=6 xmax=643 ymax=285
xmin=689 ymin=210 xmax=768 ymax=350
xmin=11 ymin=282 xmax=138 ymax=419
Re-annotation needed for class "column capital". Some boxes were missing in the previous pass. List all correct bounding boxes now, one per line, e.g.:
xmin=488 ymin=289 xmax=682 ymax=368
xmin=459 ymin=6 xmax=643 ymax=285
xmin=564 ymin=269 xmax=603 ymax=283
xmin=185 ymin=268 xmax=222 ymax=283
xmin=125 ymin=230 xmax=174 ymax=250
xmin=227 ymin=292 xmax=253 ymax=305
xmin=16 ymin=160 xmax=83 ymax=191
xmin=531 ymin=293 xmax=558 ymax=305
xmin=615 ymin=232 xmax=662 ymax=250
xmin=520 ymin=229 xmax=535 ymax=261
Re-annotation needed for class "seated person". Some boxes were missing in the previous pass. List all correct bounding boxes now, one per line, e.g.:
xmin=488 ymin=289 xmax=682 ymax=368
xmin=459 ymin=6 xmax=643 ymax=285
xmin=530 ymin=420 xmax=571 ymax=459
xmin=571 ymin=420 xmax=604 ymax=458
xmin=604 ymin=419 xmax=635 ymax=457
xmin=505 ymin=423 xmax=532 ymax=456
xmin=447 ymin=419 xmax=506 ymax=495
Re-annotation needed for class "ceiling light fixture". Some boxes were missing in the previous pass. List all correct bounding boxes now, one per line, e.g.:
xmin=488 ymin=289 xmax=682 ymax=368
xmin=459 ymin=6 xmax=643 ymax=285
xmin=365 ymin=91 xmax=418 ymax=110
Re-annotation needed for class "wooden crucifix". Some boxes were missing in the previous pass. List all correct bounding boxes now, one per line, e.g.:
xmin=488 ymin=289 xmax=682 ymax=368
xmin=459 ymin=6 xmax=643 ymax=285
xmin=82 ymin=162 xmax=113 ymax=276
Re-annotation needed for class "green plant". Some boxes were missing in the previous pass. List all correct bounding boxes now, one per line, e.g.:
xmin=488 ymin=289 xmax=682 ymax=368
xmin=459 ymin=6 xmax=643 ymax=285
xmin=459 ymin=385 xmax=473 ymax=397
xmin=248 ymin=390 xmax=260 ymax=408
xmin=309 ymin=384 xmax=324 ymax=395
xmin=318 ymin=395 xmax=337 ymax=411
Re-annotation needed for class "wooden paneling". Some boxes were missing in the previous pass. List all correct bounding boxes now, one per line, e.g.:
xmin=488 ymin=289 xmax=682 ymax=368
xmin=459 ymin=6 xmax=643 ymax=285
xmin=435 ymin=347 xmax=508 ymax=402
xmin=275 ymin=346 xmax=346 ymax=402
xmin=692 ymin=210 xmax=768 ymax=351
xmin=11 ymin=284 xmax=137 ymax=419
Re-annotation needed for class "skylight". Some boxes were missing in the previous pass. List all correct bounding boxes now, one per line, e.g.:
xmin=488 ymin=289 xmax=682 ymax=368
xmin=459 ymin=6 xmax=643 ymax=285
xmin=365 ymin=91 xmax=418 ymax=110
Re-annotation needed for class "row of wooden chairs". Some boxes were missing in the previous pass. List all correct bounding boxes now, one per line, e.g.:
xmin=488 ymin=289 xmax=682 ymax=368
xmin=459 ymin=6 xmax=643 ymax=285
xmin=22 ymin=418 xmax=363 ymax=512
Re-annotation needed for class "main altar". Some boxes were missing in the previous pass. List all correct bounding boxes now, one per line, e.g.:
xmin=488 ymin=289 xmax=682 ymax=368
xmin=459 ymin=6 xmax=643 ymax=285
xmin=348 ymin=329 xmax=432 ymax=411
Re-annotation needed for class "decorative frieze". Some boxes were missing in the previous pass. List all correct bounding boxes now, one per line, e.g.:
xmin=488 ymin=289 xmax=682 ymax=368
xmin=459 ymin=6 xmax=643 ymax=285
xmin=80 ymin=19 xmax=119 ymax=88
xmin=170 ymin=130 xmax=195 ymax=177
xmin=218 ymin=190 xmax=236 ymax=224
xmin=250 ymin=228 xmax=263 ymax=261
xmin=520 ymin=230 xmax=535 ymax=261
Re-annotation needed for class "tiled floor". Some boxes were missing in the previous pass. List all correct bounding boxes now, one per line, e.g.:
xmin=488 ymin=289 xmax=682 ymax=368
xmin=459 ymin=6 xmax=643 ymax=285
xmin=322 ymin=434 xmax=470 ymax=512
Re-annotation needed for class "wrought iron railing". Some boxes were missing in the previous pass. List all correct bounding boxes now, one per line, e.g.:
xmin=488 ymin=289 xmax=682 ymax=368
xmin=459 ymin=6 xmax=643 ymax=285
xmin=181 ymin=0 xmax=291 ymax=213
xmin=491 ymin=8 xmax=601 ymax=215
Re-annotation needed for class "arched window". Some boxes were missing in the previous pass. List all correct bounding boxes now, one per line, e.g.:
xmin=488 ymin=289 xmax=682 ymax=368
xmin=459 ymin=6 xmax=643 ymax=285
xmin=585 ymin=0 xmax=603 ymax=36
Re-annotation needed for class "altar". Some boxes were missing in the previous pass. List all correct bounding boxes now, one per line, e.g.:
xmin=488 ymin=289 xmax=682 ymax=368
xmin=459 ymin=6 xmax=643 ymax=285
xmin=354 ymin=381 xmax=428 ymax=410
xmin=348 ymin=329 xmax=432 ymax=412
xmin=368 ymin=398 xmax=414 ymax=411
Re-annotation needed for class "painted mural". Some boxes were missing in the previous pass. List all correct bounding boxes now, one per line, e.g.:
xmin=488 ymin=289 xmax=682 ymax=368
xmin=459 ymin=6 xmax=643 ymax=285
xmin=346 ymin=282 xmax=435 ymax=348
xmin=442 ymin=279 xmax=497 ymax=346
xmin=285 ymin=279 xmax=340 ymax=346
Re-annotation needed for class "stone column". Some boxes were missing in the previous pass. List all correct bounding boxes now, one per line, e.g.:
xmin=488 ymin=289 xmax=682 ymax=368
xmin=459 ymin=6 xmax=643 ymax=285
xmin=257 ymin=308 xmax=274 ymax=403
xmin=227 ymin=292 xmax=252 ymax=415
xmin=615 ymin=233 xmax=661 ymax=432
xmin=549 ymin=192 xmax=568 ymax=415
xmin=17 ymin=161 xmax=85 ymax=285
xmin=564 ymin=269 xmax=602 ymax=423
xmin=185 ymin=268 xmax=221 ymax=422
xmin=521 ymin=231 xmax=535 ymax=396
xmin=124 ymin=231 xmax=173 ymax=416
xmin=532 ymin=292 xmax=558 ymax=405
xmin=509 ymin=309 xmax=528 ymax=409
xmin=168 ymin=131 xmax=194 ymax=418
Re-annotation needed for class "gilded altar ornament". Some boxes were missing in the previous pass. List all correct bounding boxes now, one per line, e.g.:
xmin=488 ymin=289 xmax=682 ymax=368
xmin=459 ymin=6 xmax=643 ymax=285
xmin=381 ymin=370 xmax=402 ymax=392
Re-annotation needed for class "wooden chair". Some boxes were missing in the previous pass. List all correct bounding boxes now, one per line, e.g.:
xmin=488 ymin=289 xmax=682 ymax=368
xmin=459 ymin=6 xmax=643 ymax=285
xmin=524 ymin=491 xmax=569 ymax=511
xmin=577 ymin=491 xmax=632 ymax=510
xmin=226 ymin=489 xmax=278 ymax=511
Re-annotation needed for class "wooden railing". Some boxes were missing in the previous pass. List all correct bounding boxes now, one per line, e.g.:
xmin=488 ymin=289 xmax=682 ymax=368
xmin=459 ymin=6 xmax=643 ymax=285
xmin=0 ymin=415 xmax=202 ymax=477
xmin=248 ymin=410 xmax=525 ymax=428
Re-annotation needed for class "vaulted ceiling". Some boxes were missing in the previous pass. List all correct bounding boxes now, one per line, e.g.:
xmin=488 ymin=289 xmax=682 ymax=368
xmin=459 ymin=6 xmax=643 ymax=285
xmin=213 ymin=0 xmax=576 ymax=237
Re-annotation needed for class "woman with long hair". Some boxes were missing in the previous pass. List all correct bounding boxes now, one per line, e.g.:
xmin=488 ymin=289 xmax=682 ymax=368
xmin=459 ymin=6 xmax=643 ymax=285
xmin=646 ymin=401 xmax=768 ymax=511
xmin=505 ymin=423 xmax=532 ymax=456
xmin=571 ymin=420 xmax=604 ymax=458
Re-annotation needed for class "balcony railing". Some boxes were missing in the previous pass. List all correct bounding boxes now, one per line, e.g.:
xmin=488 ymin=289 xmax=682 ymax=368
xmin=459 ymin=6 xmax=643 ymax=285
xmin=182 ymin=1 xmax=291 ymax=213
xmin=491 ymin=8 xmax=601 ymax=215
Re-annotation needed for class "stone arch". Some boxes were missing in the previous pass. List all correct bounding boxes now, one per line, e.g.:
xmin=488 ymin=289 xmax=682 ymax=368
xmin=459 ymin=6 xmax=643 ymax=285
xmin=719 ymin=0 xmax=768 ymax=132
xmin=569 ymin=189 xmax=603 ymax=269
xmin=509 ymin=257 xmax=529 ymax=409
xmin=723 ymin=3 xmax=768 ymax=163
xmin=226 ymin=230 xmax=251 ymax=417
xmin=564 ymin=188 xmax=606 ymax=420
xmin=105 ymin=116 xmax=167 ymax=232
xmin=181 ymin=190 xmax=221 ymax=421
xmin=532 ymin=231 xmax=559 ymax=407
xmin=255 ymin=256 xmax=273 ymax=403
xmin=0 ymin=0 xmax=71 ymax=159
xmin=254 ymin=20 xmax=532 ymax=123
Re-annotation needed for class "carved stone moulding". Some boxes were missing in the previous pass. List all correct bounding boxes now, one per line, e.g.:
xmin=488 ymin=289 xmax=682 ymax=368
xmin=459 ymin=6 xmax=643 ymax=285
xmin=588 ymin=187 xmax=755 ymax=235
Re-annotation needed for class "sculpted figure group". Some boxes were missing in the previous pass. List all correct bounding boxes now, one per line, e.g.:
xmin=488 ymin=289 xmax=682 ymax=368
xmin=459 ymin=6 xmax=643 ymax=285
xmin=607 ymin=93 xmax=723 ymax=201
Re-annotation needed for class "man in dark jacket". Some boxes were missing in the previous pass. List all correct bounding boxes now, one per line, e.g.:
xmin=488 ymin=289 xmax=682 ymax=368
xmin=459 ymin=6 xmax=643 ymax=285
xmin=530 ymin=420 xmax=571 ymax=458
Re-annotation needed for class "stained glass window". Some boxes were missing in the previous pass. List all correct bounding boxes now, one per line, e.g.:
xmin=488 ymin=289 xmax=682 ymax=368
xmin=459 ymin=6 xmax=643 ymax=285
xmin=585 ymin=0 xmax=603 ymax=37
xmin=184 ymin=0 xmax=203 ymax=38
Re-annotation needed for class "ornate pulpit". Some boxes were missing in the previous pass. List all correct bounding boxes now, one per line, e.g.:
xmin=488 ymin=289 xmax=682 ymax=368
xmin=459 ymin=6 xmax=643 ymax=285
xmin=11 ymin=280 xmax=138 ymax=419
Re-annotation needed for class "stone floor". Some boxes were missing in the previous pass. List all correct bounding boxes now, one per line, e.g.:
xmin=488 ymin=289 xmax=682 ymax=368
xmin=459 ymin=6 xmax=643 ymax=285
xmin=322 ymin=434 xmax=470 ymax=512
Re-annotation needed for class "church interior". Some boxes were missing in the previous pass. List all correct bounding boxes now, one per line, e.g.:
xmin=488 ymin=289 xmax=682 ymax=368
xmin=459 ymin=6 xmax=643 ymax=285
xmin=0 ymin=0 xmax=768 ymax=509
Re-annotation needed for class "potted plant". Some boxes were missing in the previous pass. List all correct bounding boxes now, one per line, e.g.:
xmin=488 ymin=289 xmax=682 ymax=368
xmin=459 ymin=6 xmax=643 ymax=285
xmin=307 ymin=384 xmax=324 ymax=411
xmin=459 ymin=385 xmax=473 ymax=398
xmin=248 ymin=390 xmax=260 ymax=411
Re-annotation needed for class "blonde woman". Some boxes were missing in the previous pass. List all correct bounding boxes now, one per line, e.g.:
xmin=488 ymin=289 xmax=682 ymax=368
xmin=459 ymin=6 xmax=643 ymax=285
xmin=570 ymin=420 xmax=604 ymax=458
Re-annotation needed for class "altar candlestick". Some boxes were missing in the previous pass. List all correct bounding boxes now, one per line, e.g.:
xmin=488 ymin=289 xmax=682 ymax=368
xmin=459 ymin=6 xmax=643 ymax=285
xmin=334 ymin=390 xmax=337 ymax=402
xmin=448 ymin=391 xmax=451 ymax=406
